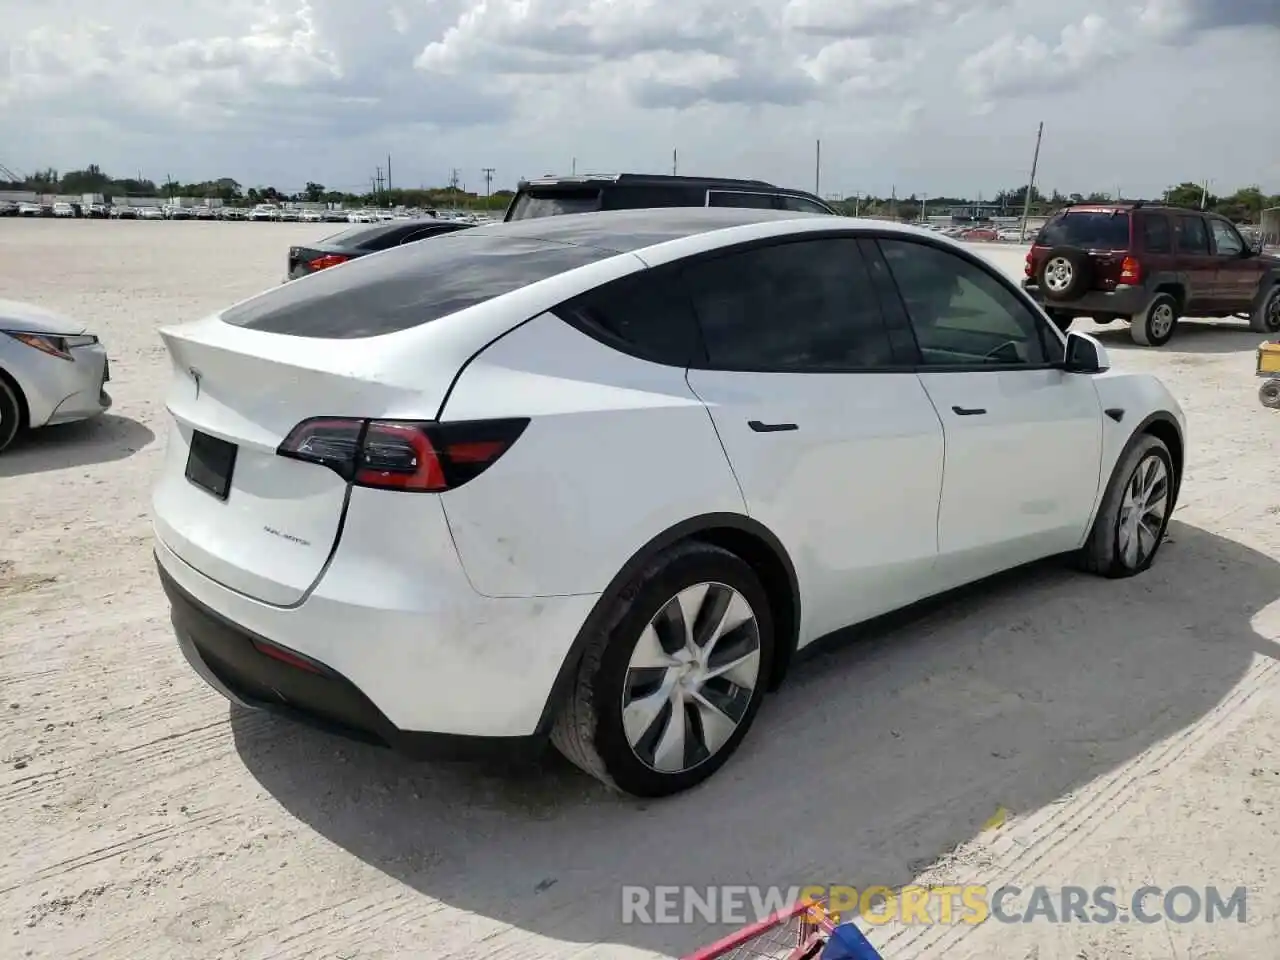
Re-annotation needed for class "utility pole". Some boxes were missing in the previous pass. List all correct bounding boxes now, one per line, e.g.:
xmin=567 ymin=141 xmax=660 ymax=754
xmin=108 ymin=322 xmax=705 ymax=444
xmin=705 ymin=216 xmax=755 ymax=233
xmin=449 ymin=168 xmax=460 ymax=212
xmin=672 ymin=149 xmax=678 ymax=176
xmin=386 ymin=154 xmax=392 ymax=196
xmin=814 ymin=139 xmax=821 ymax=196
xmin=1019 ymin=121 xmax=1044 ymax=241
xmin=1200 ymin=179 xmax=1210 ymax=209
xmin=571 ymin=157 xmax=577 ymax=176
xmin=481 ymin=167 xmax=495 ymax=209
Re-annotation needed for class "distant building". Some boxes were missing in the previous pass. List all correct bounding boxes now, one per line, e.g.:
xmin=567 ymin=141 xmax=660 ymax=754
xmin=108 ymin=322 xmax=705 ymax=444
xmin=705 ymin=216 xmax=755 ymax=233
xmin=1263 ymin=206 xmax=1280 ymax=246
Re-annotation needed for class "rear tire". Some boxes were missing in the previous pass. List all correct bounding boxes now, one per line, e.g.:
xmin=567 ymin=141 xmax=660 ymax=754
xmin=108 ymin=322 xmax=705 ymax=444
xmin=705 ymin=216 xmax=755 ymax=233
xmin=1130 ymin=293 xmax=1179 ymax=347
xmin=1250 ymin=284 xmax=1280 ymax=334
xmin=0 ymin=374 xmax=24 ymax=454
xmin=1077 ymin=434 xmax=1175 ymax=578
xmin=551 ymin=541 xmax=775 ymax=797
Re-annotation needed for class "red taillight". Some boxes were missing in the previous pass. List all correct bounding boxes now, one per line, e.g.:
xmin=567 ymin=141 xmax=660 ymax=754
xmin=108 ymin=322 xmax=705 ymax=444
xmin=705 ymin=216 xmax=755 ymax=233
xmin=1024 ymin=252 xmax=1034 ymax=277
xmin=1119 ymin=256 xmax=1141 ymax=284
xmin=251 ymin=639 xmax=324 ymax=674
xmin=276 ymin=417 xmax=529 ymax=492
xmin=306 ymin=253 xmax=350 ymax=271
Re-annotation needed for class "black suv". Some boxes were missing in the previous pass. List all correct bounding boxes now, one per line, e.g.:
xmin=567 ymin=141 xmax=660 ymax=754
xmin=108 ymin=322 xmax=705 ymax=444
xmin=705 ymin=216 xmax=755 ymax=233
xmin=503 ymin=173 xmax=837 ymax=221
xmin=1022 ymin=201 xmax=1280 ymax=347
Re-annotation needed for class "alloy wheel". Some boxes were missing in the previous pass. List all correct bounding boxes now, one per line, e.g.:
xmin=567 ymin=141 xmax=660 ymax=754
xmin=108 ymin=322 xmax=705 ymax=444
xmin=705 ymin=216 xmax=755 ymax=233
xmin=1117 ymin=454 xmax=1170 ymax=568
xmin=621 ymin=582 xmax=761 ymax=774
xmin=1266 ymin=291 xmax=1280 ymax=331
xmin=1149 ymin=302 xmax=1176 ymax=339
xmin=1044 ymin=257 xmax=1073 ymax=293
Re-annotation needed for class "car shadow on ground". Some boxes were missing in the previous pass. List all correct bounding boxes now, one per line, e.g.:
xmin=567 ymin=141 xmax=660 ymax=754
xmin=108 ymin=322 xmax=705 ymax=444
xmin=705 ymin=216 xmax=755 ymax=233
xmin=1086 ymin=319 xmax=1264 ymax=355
xmin=0 ymin=414 xmax=155 ymax=477
xmin=230 ymin=521 xmax=1279 ymax=957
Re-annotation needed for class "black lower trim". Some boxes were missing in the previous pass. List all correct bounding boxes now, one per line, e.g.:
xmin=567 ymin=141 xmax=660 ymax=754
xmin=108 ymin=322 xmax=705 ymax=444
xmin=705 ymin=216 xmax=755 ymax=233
xmin=156 ymin=554 xmax=546 ymax=761
xmin=1023 ymin=281 xmax=1150 ymax=317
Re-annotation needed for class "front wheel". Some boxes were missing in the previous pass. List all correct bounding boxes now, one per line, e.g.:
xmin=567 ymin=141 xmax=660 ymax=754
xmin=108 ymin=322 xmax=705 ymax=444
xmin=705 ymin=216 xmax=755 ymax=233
xmin=0 ymin=375 xmax=24 ymax=454
xmin=1077 ymin=434 xmax=1176 ymax=578
xmin=551 ymin=542 xmax=774 ymax=797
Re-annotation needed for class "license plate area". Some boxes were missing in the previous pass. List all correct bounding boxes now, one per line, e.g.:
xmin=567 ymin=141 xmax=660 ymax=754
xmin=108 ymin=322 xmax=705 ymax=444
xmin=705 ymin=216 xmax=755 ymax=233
xmin=185 ymin=430 xmax=238 ymax=501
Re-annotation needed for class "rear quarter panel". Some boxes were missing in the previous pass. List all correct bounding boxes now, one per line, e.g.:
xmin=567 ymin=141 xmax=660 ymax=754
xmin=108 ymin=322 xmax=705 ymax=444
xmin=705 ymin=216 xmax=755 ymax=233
xmin=438 ymin=312 xmax=747 ymax=598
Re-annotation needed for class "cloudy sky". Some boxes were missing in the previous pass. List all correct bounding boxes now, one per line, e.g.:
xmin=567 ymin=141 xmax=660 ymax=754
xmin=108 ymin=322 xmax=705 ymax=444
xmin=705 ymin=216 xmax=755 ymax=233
xmin=1 ymin=0 xmax=1276 ymax=199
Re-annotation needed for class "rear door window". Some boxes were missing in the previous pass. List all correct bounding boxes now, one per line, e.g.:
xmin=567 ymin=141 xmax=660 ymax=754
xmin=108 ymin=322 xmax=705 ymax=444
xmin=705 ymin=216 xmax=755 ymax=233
xmin=1036 ymin=211 xmax=1131 ymax=250
xmin=1141 ymin=214 xmax=1172 ymax=253
xmin=604 ymin=185 xmax=703 ymax=209
xmin=506 ymin=189 xmax=602 ymax=221
xmin=680 ymin=237 xmax=897 ymax=371
xmin=221 ymin=234 xmax=617 ymax=339
xmin=1174 ymin=215 xmax=1209 ymax=254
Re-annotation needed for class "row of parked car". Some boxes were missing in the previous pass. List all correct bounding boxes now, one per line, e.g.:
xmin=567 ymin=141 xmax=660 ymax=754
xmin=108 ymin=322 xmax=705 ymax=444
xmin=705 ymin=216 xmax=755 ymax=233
xmin=0 ymin=199 xmax=480 ymax=224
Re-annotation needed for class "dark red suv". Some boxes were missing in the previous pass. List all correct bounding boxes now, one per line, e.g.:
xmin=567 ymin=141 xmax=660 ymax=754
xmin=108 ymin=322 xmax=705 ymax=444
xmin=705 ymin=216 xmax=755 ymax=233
xmin=1022 ymin=202 xmax=1280 ymax=346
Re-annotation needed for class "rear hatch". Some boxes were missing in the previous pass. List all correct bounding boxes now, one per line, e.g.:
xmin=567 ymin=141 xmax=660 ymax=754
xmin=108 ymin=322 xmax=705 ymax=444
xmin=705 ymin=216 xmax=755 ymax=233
xmin=505 ymin=185 xmax=603 ymax=221
xmin=1030 ymin=209 xmax=1134 ymax=289
xmin=153 ymin=321 xmax=471 ymax=605
xmin=156 ymin=230 xmax=620 ymax=605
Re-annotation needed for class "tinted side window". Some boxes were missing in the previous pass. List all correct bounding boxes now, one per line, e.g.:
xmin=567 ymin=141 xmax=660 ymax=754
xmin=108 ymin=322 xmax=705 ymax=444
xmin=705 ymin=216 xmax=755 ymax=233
xmin=554 ymin=270 xmax=704 ymax=367
xmin=878 ymin=238 xmax=1051 ymax=366
xmin=222 ymin=235 xmax=615 ymax=339
xmin=1141 ymin=214 xmax=1171 ymax=254
xmin=1208 ymin=218 xmax=1244 ymax=256
xmin=681 ymin=238 xmax=895 ymax=371
xmin=777 ymin=195 xmax=834 ymax=214
xmin=605 ymin=185 xmax=703 ymax=209
xmin=1174 ymin=215 xmax=1209 ymax=254
xmin=707 ymin=191 xmax=777 ymax=210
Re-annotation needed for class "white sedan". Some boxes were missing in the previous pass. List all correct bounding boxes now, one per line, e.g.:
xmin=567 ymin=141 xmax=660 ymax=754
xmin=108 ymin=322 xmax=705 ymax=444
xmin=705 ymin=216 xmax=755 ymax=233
xmin=0 ymin=300 xmax=111 ymax=452
xmin=152 ymin=209 xmax=1186 ymax=797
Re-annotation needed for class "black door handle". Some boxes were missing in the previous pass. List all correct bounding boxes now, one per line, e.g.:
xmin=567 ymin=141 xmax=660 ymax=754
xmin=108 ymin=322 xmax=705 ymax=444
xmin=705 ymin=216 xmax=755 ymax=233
xmin=951 ymin=405 xmax=987 ymax=416
xmin=748 ymin=420 xmax=798 ymax=433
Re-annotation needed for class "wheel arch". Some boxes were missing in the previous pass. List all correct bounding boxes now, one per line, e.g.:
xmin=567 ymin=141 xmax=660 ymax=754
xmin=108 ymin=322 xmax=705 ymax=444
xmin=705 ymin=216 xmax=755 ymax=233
xmin=533 ymin=512 xmax=801 ymax=734
xmin=1137 ymin=411 xmax=1184 ymax=510
xmin=0 ymin=364 xmax=31 ymax=432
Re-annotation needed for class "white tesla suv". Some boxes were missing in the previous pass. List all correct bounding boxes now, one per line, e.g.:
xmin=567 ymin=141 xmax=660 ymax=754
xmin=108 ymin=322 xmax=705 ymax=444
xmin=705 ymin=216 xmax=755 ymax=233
xmin=152 ymin=208 xmax=1186 ymax=797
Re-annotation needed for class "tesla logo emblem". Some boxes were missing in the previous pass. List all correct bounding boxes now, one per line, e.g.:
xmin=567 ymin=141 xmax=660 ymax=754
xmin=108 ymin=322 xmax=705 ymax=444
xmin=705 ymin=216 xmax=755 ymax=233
xmin=190 ymin=367 xmax=203 ymax=399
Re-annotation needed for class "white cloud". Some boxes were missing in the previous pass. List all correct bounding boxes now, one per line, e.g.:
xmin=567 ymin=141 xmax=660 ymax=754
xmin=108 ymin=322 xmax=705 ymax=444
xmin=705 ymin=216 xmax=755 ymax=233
xmin=0 ymin=0 xmax=1276 ymax=198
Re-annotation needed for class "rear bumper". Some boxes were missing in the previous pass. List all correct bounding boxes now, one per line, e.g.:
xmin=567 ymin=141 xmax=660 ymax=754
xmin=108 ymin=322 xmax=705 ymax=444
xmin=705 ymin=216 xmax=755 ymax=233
xmin=153 ymin=533 xmax=599 ymax=748
xmin=1023 ymin=281 xmax=1151 ymax=317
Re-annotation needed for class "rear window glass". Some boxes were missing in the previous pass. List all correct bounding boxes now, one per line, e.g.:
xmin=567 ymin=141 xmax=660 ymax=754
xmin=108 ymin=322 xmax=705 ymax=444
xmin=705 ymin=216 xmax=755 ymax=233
xmin=221 ymin=234 xmax=616 ymax=339
xmin=507 ymin=189 xmax=602 ymax=221
xmin=1037 ymin=212 xmax=1130 ymax=249
xmin=320 ymin=223 xmax=396 ymax=247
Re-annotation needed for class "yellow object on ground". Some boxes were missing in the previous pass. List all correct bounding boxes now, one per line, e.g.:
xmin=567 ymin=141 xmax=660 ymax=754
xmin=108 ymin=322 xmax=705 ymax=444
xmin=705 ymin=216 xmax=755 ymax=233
xmin=1258 ymin=340 xmax=1280 ymax=376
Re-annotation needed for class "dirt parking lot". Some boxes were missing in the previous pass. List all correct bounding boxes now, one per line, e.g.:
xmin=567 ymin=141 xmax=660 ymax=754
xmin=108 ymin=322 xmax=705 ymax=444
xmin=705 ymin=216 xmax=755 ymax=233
xmin=2 ymin=218 xmax=1279 ymax=960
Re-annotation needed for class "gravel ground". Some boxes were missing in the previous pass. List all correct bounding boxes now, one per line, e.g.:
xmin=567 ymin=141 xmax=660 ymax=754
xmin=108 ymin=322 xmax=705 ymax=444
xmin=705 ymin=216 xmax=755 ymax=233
xmin=2 ymin=219 xmax=1279 ymax=960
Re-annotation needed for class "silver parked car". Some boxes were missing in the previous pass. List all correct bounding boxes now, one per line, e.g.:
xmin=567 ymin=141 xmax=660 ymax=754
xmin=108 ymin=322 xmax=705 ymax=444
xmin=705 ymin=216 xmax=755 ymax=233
xmin=0 ymin=300 xmax=112 ymax=453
